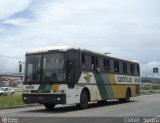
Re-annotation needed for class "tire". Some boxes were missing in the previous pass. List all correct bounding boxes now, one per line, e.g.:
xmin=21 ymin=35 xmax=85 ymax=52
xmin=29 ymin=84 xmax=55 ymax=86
xmin=44 ymin=104 xmax=55 ymax=110
xmin=119 ymin=89 xmax=131 ymax=103
xmin=79 ymin=90 xmax=89 ymax=109
xmin=125 ymin=89 xmax=131 ymax=102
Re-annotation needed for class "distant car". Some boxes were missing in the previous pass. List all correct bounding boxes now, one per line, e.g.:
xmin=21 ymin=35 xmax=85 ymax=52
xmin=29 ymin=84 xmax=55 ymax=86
xmin=0 ymin=87 xmax=14 ymax=96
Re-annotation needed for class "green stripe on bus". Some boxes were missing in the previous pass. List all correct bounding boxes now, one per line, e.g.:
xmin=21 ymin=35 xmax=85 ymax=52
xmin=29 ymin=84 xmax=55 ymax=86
xmin=101 ymin=74 xmax=114 ymax=99
xmin=93 ymin=71 xmax=108 ymax=100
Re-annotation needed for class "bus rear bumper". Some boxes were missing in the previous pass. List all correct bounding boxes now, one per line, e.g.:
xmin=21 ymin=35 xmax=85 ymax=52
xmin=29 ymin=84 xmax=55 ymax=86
xmin=22 ymin=94 xmax=66 ymax=104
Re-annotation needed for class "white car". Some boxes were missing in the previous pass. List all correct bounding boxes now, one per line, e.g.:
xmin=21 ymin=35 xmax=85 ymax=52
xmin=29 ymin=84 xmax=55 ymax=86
xmin=0 ymin=87 xmax=14 ymax=96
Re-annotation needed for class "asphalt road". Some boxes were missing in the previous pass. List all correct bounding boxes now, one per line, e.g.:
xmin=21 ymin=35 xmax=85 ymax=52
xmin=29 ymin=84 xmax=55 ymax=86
xmin=0 ymin=94 xmax=160 ymax=123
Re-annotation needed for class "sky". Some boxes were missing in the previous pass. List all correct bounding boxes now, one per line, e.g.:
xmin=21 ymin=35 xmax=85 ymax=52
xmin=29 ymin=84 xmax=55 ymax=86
xmin=0 ymin=0 xmax=160 ymax=77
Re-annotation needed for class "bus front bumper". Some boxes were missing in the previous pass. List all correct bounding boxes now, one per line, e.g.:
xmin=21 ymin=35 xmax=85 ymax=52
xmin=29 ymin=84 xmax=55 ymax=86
xmin=22 ymin=94 xmax=66 ymax=104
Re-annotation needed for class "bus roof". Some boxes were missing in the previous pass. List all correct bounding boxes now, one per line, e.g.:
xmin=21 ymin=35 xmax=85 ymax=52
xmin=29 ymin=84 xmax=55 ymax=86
xmin=26 ymin=46 xmax=80 ymax=54
xmin=26 ymin=45 xmax=139 ymax=63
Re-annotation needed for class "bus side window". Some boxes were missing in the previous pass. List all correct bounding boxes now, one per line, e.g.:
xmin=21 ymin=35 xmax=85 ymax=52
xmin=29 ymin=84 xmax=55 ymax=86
xmin=137 ymin=64 xmax=140 ymax=75
xmin=95 ymin=57 xmax=100 ymax=73
xmin=91 ymin=56 xmax=99 ymax=73
xmin=81 ymin=54 xmax=92 ymax=71
xmin=81 ymin=54 xmax=85 ymax=70
xmin=114 ymin=61 xmax=119 ymax=73
xmin=130 ymin=64 xmax=135 ymax=75
xmin=135 ymin=64 xmax=140 ymax=76
xmin=103 ymin=59 xmax=110 ymax=72
xmin=123 ymin=62 xmax=127 ymax=74
xmin=91 ymin=56 xmax=95 ymax=69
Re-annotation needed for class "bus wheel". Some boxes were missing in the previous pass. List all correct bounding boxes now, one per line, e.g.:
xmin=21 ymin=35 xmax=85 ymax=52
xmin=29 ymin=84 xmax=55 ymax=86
xmin=119 ymin=89 xmax=131 ymax=103
xmin=44 ymin=104 xmax=55 ymax=110
xmin=79 ymin=90 xmax=89 ymax=109
xmin=125 ymin=89 xmax=131 ymax=102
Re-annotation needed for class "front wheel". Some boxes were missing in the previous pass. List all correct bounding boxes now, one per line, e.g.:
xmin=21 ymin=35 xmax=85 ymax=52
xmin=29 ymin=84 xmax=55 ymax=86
xmin=44 ymin=104 xmax=55 ymax=110
xmin=78 ymin=90 xmax=89 ymax=109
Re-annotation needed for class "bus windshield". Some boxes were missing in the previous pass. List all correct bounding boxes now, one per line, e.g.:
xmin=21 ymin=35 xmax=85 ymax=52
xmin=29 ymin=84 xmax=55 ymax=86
xmin=25 ymin=53 xmax=66 ymax=82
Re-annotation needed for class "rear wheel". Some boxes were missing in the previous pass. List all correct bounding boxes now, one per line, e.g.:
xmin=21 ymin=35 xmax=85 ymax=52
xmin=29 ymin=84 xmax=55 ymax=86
xmin=44 ymin=104 xmax=55 ymax=110
xmin=78 ymin=90 xmax=89 ymax=109
xmin=119 ymin=89 xmax=131 ymax=103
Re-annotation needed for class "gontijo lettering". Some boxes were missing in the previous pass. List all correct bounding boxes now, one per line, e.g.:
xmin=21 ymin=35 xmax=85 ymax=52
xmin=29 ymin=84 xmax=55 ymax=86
xmin=118 ymin=76 xmax=132 ymax=82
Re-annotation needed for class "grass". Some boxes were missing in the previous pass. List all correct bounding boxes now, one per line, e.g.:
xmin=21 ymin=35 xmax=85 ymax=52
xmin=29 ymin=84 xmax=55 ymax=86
xmin=0 ymin=95 xmax=24 ymax=108
xmin=140 ymin=89 xmax=160 ymax=95
xmin=0 ymin=94 xmax=40 ymax=109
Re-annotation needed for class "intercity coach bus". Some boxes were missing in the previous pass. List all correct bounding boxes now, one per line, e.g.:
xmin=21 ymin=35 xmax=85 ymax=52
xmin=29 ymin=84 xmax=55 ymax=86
xmin=22 ymin=46 xmax=140 ymax=110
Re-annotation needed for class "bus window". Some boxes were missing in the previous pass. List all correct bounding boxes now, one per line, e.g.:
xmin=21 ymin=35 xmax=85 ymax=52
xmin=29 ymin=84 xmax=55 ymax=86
xmin=130 ymin=64 xmax=135 ymax=75
xmin=136 ymin=64 xmax=140 ymax=75
xmin=85 ymin=55 xmax=92 ymax=70
xmin=91 ymin=56 xmax=95 ymax=69
xmin=114 ymin=61 xmax=119 ymax=73
xmin=96 ymin=57 xmax=98 ymax=66
xmin=98 ymin=57 xmax=103 ymax=71
xmin=81 ymin=54 xmax=85 ymax=70
xmin=103 ymin=59 xmax=110 ymax=71
xmin=82 ymin=54 xmax=85 ymax=64
xmin=96 ymin=57 xmax=100 ymax=68
xmin=95 ymin=57 xmax=100 ymax=72
xmin=137 ymin=65 xmax=140 ymax=75
xmin=123 ymin=62 xmax=127 ymax=74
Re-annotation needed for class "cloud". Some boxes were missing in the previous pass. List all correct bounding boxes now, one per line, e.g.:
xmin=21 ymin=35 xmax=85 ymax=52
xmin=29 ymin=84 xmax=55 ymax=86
xmin=0 ymin=0 xmax=31 ymax=20
xmin=2 ymin=18 xmax=31 ymax=26
xmin=18 ymin=0 xmax=160 ymax=50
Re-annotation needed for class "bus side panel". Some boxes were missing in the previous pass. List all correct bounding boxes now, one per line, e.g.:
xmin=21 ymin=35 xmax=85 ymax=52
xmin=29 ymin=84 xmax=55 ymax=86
xmin=64 ymin=71 xmax=140 ymax=104
xmin=108 ymin=74 xmax=140 ymax=99
xmin=77 ymin=72 xmax=102 ymax=102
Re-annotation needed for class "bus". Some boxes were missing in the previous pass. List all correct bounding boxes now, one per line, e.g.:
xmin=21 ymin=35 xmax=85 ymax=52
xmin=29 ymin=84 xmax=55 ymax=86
xmin=22 ymin=46 xmax=140 ymax=110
